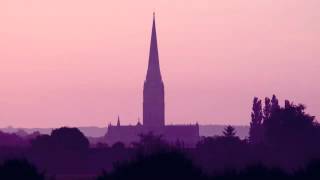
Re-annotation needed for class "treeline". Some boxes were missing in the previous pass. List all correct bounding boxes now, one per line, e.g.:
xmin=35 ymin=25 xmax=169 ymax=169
xmin=248 ymin=95 xmax=320 ymax=170
xmin=0 ymin=95 xmax=320 ymax=179
xmin=193 ymin=95 xmax=320 ymax=173
xmin=98 ymin=95 xmax=320 ymax=179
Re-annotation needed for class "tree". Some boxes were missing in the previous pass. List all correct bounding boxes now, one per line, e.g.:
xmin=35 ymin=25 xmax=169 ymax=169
xmin=30 ymin=127 xmax=90 ymax=174
xmin=271 ymin=94 xmax=280 ymax=112
xmin=249 ymin=97 xmax=263 ymax=144
xmin=223 ymin=125 xmax=236 ymax=138
xmin=263 ymin=100 xmax=318 ymax=169
xmin=264 ymin=101 xmax=316 ymax=146
xmin=31 ymin=134 xmax=52 ymax=151
xmin=263 ymin=97 xmax=271 ymax=122
xmin=50 ymin=127 xmax=89 ymax=151
xmin=0 ymin=131 xmax=28 ymax=147
xmin=196 ymin=134 xmax=247 ymax=173
xmin=132 ymin=132 xmax=169 ymax=155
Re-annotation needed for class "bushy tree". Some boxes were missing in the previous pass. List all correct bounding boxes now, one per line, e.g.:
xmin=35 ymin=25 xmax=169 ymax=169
xmin=261 ymin=97 xmax=320 ymax=169
xmin=30 ymin=127 xmax=90 ymax=174
xmin=264 ymin=100 xmax=316 ymax=147
xmin=32 ymin=127 xmax=89 ymax=152
xmin=223 ymin=125 xmax=236 ymax=138
xmin=50 ymin=127 xmax=89 ymax=151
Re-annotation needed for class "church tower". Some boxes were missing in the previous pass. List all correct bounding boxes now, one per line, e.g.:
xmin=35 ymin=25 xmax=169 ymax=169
xmin=143 ymin=13 xmax=165 ymax=127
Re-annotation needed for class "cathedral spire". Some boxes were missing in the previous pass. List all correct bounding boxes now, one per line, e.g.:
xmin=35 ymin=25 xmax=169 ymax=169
xmin=146 ymin=13 xmax=162 ymax=82
xmin=143 ymin=13 xmax=165 ymax=127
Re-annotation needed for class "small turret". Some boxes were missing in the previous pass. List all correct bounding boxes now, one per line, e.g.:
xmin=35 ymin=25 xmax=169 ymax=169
xmin=137 ymin=117 xmax=142 ymax=126
xmin=117 ymin=115 xmax=120 ymax=126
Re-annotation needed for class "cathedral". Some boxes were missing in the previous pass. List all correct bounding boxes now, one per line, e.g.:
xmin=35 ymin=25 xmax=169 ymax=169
xmin=105 ymin=14 xmax=199 ymax=147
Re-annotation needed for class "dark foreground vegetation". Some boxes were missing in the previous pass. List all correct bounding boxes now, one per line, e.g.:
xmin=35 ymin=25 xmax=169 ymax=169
xmin=0 ymin=159 xmax=44 ymax=180
xmin=2 ymin=156 xmax=320 ymax=180
xmin=1 ymin=95 xmax=320 ymax=179
xmin=97 ymin=150 xmax=320 ymax=180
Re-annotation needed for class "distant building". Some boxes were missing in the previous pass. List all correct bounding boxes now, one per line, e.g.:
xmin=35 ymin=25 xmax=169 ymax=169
xmin=105 ymin=14 xmax=199 ymax=147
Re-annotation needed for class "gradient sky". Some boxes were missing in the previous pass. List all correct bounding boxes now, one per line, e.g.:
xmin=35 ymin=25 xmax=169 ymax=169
xmin=0 ymin=0 xmax=319 ymax=128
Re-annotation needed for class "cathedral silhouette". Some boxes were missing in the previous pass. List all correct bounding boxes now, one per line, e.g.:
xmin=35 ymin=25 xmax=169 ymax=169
xmin=105 ymin=14 xmax=199 ymax=147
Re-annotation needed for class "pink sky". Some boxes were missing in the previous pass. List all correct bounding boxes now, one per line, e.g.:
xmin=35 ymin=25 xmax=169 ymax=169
xmin=0 ymin=0 xmax=319 ymax=128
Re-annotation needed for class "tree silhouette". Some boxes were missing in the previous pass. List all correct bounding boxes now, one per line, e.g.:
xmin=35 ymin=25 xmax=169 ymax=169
xmin=263 ymin=97 xmax=271 ymax=121
xmin=249 ymin=97 xmax=263 ymax=144
xmin=264 ymin=100 xmax=315 ymax=145
xmin=196 ymin=132 xmax=248 ymax=173
xmin=0 ymin=131 xmax=28 ymax=147
xmin=50 ymin=127 xmax=89 ymax=151
xmin=271 ymin=94 xmax=280 ymax=112
xmin=31 ymin=134 xmax=51 ymax=150
xmin=223 ymin=126 xmax=236 ymax=138
xmin=30 ymin=127 xmax=90 ymax=174
xmin=262 ymin=99 xmax=318 ymax=169
xmin=132 ymin=132 xmax=169 ymax=155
